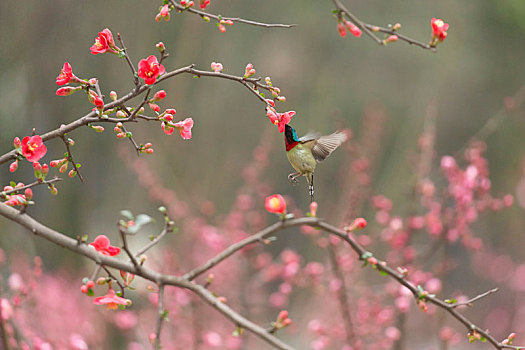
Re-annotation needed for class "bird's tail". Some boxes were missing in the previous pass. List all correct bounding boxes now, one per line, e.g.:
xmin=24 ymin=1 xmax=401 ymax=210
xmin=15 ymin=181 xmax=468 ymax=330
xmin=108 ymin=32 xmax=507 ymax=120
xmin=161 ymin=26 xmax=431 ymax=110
xmin=307 ymin=174 xmax=314 ymax=203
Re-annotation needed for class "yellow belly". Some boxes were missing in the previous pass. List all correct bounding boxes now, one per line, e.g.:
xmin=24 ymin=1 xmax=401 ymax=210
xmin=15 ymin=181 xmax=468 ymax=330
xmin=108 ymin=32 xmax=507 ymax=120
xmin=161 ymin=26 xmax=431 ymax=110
xmin=286 ymin=145 xmax=317 ymax=175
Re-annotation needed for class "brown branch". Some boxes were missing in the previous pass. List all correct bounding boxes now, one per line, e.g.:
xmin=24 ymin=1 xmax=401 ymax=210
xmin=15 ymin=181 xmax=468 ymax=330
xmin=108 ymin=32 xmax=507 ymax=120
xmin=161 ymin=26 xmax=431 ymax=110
xmin=332 ymin=0 xmax=437 ymax=52
xmin=135 ymin=224 xmax=172 ymax=258
xmin=0 ymin=203 xmax=294 ymax=350
xmin=0 ymin=64 xmax=278 ymax=166
xmin=0 ymin=200 xmax=519 ymax=349
xmin=167 ymin=0 xmax=295 ymax=28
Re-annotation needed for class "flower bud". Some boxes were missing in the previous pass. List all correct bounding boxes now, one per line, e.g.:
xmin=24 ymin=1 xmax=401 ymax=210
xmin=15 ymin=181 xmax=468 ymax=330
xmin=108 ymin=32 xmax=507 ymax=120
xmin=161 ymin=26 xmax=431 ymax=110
xmin=156 ymin=42 xmax=165 ymax=54
xmin=56 ymin=86 xmax=82 ymax=96
xmin=13 ymin=137 xmax=22 ymax=149
xmin=109 ymin=91 xmax=118 ymax=101
xmin=24 ymin=188 xmax=33 ymax=201
xmin=9 ymin=160 xmax=18 ymax=173
xmin=42 ymin=163 xmax=49 ymax=176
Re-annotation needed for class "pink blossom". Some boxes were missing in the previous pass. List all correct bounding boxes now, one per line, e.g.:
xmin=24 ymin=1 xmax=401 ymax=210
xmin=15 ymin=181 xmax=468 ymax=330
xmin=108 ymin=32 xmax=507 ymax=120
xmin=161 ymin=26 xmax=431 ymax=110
xmin=211 ymin=61 xmax=223 ymax=73
xmin=56 ymin=62 xmax=82 ymax=85
xmin=89 ymin=235 xmax=121 ymax=256
xmin=203 ymin=331 xmax=222 ymax=347
xmin=172 ymin=117 xmax=194 ymax=139
xmin=93 ymin=288 xmax=132 ymax=309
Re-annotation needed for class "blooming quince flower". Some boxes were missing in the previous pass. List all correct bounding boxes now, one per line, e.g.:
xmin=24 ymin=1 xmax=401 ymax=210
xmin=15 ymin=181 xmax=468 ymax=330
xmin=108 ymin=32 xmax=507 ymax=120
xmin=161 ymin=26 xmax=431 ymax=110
xmin=56 ymin=62 xmax=85 ymax=85
xmin=265 ymin=194 xmax=287 ymax=214
xmin=90 ymin=28 xmax=120 ymax=55
xmin=211 ymin=62 xmax=223 ymax=73
xmin=162 ymin=118 xmax=194 ymax=139
xmin=21 ymin=135 xmax=47 ymax=163
xmin=93 ymin=288 xmax=132 ymax=310
xmin=267 ymin=108 xmax=295 ymax=133
xmin=138 ymin=55 xmax=166 ymax=85
xmin=430 ymin=18 xmax=449 ymax=46
xmin=89 ymin=235 xmax=121 ymax=256
xmin=200 ymin=0 xmax=210 ymax=9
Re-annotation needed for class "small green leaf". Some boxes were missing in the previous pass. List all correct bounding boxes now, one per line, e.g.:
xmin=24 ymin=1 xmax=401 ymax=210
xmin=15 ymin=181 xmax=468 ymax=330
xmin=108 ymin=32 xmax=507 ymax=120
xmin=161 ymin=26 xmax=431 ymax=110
xmin=233 ymin=327 xmax=244 ymax=337
xmin=379 ymin=270 xmax=388 ymax=276
xmin=76 ymin=163 xmax=81 ymax=168
xmin=361 ymin=252 xmax=373 ymax=260
xmin=120 ymin=210 xmax=134 ymax=220
xmin=148 ymin=234 xmax=155 ymax=241
xmin=128 ymin=214 xmax=153 ymax=234
xmin=87 ymin=289 xmax=94 ymax=297
xmin=444 ymin=298 xmax=457 ymax=304
xmin=162 ymin=310 xmax=169 ymax=321
xmin=260 ymin=92 xmax=265 ymax=98
xmin=9 ymin=181 xmax=16 ymax=187
xmin=81 ymin=234 xmax=89 ymax=242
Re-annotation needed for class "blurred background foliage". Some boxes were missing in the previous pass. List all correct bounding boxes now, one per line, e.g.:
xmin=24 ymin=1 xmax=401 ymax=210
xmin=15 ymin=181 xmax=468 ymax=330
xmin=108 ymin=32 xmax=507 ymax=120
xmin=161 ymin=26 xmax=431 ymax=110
xmin=1 ymin=0 xmax=525 ymax=348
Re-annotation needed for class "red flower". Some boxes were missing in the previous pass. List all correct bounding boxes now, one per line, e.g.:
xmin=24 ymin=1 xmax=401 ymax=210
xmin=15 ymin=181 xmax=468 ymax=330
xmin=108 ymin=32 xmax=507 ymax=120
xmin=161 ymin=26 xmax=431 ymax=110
xmin=138 ymin=55 xmax=166 ymax=85
xmin=93 ymin=288 xmax=132 ymax=310
xmin=265 ymin=194 xmax=287 ymax=214
xmin=21 ymin=136 xmax=47 ymax=163
xmin=200 ymin=0 xmax=210 ymax=9
xmin=430 ymin=18 xmax=449 ymax=46
xmin=56 ymin=62 xmax=74 ymax=85
xmin=267 ymin=108 xmax=296 ymax=133
xmin=90 ymin=28 xmax=119 ymax=55
xmin=89 ymin=235 xmax=121 ymax=256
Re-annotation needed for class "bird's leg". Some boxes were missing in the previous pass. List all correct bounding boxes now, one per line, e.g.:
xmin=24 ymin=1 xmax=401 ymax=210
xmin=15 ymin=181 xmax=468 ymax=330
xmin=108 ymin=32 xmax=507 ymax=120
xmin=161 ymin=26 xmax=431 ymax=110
xmin=309 ymin=174 xmax=314 ymax=203
xmin=288 ymin=172 xmax=301 ymax=185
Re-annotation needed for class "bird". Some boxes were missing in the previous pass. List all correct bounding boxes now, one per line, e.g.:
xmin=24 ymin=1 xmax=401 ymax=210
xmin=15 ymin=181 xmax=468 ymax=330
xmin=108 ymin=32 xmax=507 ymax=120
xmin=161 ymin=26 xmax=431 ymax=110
xmin=284 ymin=124 xmax=348 ymax=202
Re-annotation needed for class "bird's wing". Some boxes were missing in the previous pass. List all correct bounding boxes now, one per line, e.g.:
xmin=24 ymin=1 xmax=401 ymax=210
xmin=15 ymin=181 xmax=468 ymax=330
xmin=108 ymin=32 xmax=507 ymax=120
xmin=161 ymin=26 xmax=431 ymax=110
xmin=310 ymin=131 xmax=348 ymax=162
xmin=299 ymin=131 xmax=320 ymax=142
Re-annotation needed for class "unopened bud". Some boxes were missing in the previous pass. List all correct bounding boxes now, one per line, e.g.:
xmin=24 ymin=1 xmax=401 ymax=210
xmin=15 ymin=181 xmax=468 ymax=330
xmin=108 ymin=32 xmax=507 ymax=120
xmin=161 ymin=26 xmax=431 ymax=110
xmin=156 ymin=42 xmax=165 ymax=53
xmin=13 ymin=137 xmax=22 ymax=149
xmin=9 ymin=160 xmax=18 ymax=173
xmin=109 ymin=91 xmax=118 ymax=101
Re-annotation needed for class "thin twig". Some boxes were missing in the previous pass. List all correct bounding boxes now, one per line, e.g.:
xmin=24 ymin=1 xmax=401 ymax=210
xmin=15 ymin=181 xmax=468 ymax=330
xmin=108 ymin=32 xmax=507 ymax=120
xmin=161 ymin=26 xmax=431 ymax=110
xmin=167 ymin=0 xmax=295 ymax=28
xmin=153 ymin=284 xmax=166 ymax=350
xmin=451 ymin=288 xmax=499 ymax=309
xmin=118 ymin=225 xmax=140 ymax=268
xmin=117 ymin=33 xmax=140 ymax=87
xmin=327 ymin=245 xmax=356 ymax=345
xmin=135 ymin=226 xmax=172 ymax=257
xmin=101 ymin=265 xmax=126 ymax=296
xmin=332 ymin=0 xmax=436 ymax=52
xmin=0 ymin=177 xmax=62 ymax=198
xmin=61 ymin=136 xmax=84 ymax=183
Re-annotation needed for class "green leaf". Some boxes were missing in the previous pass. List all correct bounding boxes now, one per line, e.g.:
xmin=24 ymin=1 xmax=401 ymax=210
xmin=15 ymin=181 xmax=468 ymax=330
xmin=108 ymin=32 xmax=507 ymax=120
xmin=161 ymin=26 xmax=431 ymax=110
xmin=120 ymin=210 xmax=134 ymax=220
xmin=361 ymin=252 xmax=373 ymax=260
xmin=444 ymin=298 xmax=457 ymax=304
xmin=9 ymin=181 xmax=16 ymax=187
xmin=148 ymin=234 xmax=155 ymax=241
xmin=76 ymin=163 xmax=81 ymax=168
xmin=379 ymin=270 xmax=388 ymax=276
xmin=87 ymin=289 xmax=94 ymax=297
xmin=233 ymin=327 xmax=244 ymax=337
xmin=162 ymin=310 xmax=169 ymax=321
xmin=81 ymin=234 xmax=89 ymax=242
xmin=260 ymin=92 xmax=265 ymax=98
xmin=128 ymin=214 xmax=153 ymax=234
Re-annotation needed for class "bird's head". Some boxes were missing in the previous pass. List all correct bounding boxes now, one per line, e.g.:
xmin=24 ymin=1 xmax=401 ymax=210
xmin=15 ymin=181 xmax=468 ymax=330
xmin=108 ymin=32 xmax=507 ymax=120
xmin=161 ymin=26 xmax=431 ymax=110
xmin=284 ymin=124 xmax=299 ymax=145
